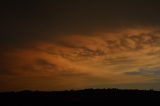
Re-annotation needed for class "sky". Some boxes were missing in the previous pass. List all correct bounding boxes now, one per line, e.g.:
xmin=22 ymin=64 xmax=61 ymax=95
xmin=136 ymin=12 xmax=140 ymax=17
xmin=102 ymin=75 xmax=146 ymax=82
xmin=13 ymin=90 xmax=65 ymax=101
xmin=1 ymin=0 xmax=160 ymax=91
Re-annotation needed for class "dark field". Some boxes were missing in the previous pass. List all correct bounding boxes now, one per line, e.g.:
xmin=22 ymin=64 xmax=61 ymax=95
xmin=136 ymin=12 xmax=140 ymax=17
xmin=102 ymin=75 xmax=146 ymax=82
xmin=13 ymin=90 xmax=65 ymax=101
xmin=0 ymin=89 xmax=160 ymax=105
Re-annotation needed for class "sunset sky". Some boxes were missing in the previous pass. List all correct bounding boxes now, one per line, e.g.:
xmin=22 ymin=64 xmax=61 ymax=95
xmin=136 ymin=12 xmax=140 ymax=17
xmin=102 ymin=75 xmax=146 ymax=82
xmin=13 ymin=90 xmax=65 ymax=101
xmin=1 ymin=0 xmax=160 ymax=91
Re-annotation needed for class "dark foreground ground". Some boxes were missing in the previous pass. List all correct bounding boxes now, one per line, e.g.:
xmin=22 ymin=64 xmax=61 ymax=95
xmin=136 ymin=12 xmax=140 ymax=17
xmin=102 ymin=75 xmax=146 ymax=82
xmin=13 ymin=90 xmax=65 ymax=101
xmin=0 ymin=89 xmax=160 ymax=105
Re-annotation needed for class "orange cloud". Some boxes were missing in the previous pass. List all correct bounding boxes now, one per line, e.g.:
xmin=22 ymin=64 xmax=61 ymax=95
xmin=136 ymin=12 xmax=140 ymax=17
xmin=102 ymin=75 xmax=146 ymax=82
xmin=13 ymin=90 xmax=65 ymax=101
xmin=1 ymin=27 xmax=160 ymax=91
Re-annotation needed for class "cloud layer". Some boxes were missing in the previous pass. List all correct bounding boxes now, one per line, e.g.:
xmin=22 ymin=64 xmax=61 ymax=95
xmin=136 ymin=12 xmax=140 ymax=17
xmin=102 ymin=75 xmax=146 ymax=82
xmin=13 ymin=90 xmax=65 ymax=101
xmin=1 ymin=1 xmax=160 ymax=91
xmin=1 ymin=28 xmax=160 ymax=91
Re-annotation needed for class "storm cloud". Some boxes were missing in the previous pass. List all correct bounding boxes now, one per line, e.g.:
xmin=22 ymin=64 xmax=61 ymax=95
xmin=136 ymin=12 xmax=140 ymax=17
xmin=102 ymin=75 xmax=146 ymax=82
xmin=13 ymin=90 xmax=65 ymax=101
xmin=1 ymin=0 xmax=160 ymax=47
xmin=1 ymin=1 xmax=160 ymax=91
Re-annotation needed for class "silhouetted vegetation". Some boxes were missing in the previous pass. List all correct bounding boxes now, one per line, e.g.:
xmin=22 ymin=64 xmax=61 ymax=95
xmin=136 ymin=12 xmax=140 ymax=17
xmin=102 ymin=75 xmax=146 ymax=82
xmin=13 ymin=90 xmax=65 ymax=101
xmin=0 ymin=88 xmax=160 ymax=105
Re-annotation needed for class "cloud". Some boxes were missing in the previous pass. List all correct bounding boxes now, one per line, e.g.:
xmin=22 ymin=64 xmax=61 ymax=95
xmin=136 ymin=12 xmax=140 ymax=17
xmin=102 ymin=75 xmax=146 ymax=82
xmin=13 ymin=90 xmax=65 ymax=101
xmin=2 ymin=1 xmax=160 ymax=91
xmin=1 ymin=27 xmax=160 ymax=91
xmin=125 ymin=67 xmax=160 ymax=77
xmin=36 ymin=59 xmax=57 ymax=70
xmin=1 ymin=0 xmax=160 ymax=49
xmin=0 ymin=69 xmax=13 ymax=75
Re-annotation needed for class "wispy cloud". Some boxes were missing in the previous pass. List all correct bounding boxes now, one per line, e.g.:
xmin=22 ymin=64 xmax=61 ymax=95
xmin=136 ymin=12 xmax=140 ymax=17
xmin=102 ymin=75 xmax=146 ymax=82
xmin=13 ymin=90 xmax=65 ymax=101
xmin=125 ymin=67 xmax=160 ymax=76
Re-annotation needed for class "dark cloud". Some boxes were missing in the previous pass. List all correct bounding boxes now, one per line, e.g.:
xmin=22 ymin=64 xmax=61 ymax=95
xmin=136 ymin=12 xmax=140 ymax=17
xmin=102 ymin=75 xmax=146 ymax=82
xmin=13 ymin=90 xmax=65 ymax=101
xmin=36 ymin=59 xmax=55 ymax=67
xmin=59 ymin=69 xmax=88 ymax=77
xmin=1 ymin=0 xmax=160 ymax=91
xmin=69 ymin=47 xmax=105 ymax=57
xmin=0 ymin=69 xmax=13 ymax=75
xmin=36 ymin=59 xmax=57 ymax=71
xmin=125 ymin=67 xmax=160 ymax=76
xmin=125 ymin=71 xmax=145 ymax=76
xmin=103 ymin=56 xmax=135 ymax=66
xmin=1 ymin=0 xmax=160 ymax=48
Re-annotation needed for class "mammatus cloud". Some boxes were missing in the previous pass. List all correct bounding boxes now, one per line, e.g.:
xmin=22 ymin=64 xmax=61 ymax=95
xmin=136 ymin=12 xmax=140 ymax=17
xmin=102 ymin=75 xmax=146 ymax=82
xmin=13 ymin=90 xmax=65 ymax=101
xmin=1 ymin=28 xmax=160 ymax=91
